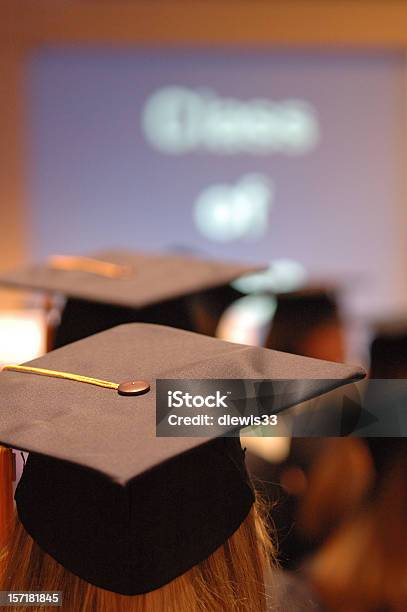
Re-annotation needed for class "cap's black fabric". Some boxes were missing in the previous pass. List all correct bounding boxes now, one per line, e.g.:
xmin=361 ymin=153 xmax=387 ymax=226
xmin=53 ymin=295 xmax=196 ymax=348
xmin=0 ymin=249 xmax=259 ymax=309
xmin=16 ymin=438 xmax=254 ymax=595
xmin=0 ymin=249 xmax=258 ymax=345
xmin=0 ymin=323 xmax=366 ymax=482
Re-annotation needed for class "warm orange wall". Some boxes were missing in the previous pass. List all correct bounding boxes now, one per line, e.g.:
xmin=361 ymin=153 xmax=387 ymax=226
xmin=4 ymin=1 xmax=407 ymax=47
xmin=0 ymin=51 xmax=26 ymax=270
xmin=1 ymin=0 xmax=407 ymax=281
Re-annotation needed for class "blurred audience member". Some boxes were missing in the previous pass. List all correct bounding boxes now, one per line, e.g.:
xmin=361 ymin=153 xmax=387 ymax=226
xmin=247 ymin=438 xmax=373 ymax=570
xmin=265 ymin=289 xmax=345 ymax=363
xmin=190 ymin=285 xmax=243 ymax=337
xmin=297 ymin=438 xmax=374 ymax=544
xmin=369 ymin=319 xmax=407 ymax=378
xmin=251 ymin=290 xmax=351 ymax=570
xmin=306 ymin=440 xmax=407 ymax=612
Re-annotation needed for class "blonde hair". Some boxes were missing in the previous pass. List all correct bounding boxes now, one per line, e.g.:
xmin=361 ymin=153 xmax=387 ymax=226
xmin=1 ymin=497 xmax=274 ymax=612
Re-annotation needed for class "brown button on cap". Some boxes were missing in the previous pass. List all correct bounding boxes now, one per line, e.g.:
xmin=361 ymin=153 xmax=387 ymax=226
xmin=118 ymin=380 xmax=150 ymax=396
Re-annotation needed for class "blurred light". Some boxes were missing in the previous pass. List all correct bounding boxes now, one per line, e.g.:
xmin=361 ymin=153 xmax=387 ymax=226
xmin=142 ymin=87 xmax=320 ymax=155
xmin=13 ymin=452 xmax=27 ymax=493
xmin=194 ymin=174 xmax=272 ymax=242
xmin=232 ymin=258 xmax=308 ymax=294
xmin=217 ymin=294 xmax=277 ymax=345
xmin=0 ymin=311 xmax=46 ymax=366
xmin=241 ymin=436 xmax=291 ymax=463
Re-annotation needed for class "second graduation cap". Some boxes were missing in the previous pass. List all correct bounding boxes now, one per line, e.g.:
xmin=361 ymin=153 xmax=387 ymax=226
xmin=0 ymin=250 xmax=259 ymax=346
xmin=0 ymin=323 xmax=365 ymax=595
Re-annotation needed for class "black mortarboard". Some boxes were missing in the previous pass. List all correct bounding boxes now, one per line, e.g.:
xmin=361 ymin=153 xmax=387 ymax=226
xmin=0 ymin=323 xmax=365 ymax=595
xmin=0 ymin=250 xmax=260 ymax=346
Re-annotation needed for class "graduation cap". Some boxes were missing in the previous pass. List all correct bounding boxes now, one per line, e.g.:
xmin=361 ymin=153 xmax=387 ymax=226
xmin=0 ymin=250 xmax=260 ymax=347
xmin=0 ymin=323 xmax=365 ymax=595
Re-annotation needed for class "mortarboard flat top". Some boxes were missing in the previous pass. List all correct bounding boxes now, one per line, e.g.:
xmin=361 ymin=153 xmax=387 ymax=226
xmin=0 ymin=249 xmax=261 ymax=309
xmin=0 ymin=324 xmax=365 ymax=595
xmin=0 ymin=323 xmax=365 ymax=483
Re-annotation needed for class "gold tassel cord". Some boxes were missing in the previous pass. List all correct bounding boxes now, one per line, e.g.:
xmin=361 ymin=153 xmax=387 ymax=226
xmin=48 ymin=255 xmax=133 ymax=279
xmin=2 ymin=365 xmax=119 ymax=391
xmin=2 ymin=366 xmax=150 ymax=396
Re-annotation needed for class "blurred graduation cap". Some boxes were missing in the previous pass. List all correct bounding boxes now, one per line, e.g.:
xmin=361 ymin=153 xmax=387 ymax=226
xmin=0 ymin=250 xmax=260 ymax=347
xmin=0 ymin=323 xmax=364 ymax=595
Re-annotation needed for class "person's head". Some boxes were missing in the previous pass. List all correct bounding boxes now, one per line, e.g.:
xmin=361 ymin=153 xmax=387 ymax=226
xmin=1 ymin=492 xmax=273 ymax=612
xmin=0 ymin=435 xmax=271 ymax=606
xmin=297 ymin=438 xmax=374 ymax=543
xmin=265 ymin=289 xmax=345 ymax=363
xmin=190 ymin=285 xmax=243 ymax=338
xmin=307 ymin=442 xmax=407 ymax=612
xmin=0 ymin=322 xmax=366 ymax=610
xmin=369 ymin=321 xmax=407 ymax=378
